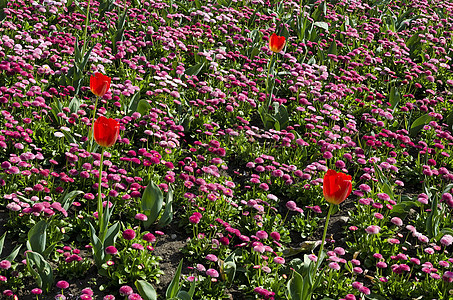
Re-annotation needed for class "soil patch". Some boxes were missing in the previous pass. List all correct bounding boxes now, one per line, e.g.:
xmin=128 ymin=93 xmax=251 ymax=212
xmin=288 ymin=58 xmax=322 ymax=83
xmin=153 ymin=226 xmax=187 ymax=296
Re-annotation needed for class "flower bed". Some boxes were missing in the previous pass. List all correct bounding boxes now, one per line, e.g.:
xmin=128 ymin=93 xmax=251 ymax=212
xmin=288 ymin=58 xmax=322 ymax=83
xmin=0 ymin=0 xmax=453 ymax=299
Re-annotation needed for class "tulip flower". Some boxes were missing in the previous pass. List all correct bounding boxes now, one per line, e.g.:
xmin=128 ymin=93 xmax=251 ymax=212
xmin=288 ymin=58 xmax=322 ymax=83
xmin=264 ymin=33 xmax=286 ymax=116
xmin=90 ymin=73 xmax=111 ymax=97
xmin=316 ymin=169 xmax=352 ymax=271
xmin=323 ymin=169 xmax=352 ymax=205
xmin=269 ymin=33 xmax=286 ymax=53
xmin=93 ymin=116 xmax=120 ymax=148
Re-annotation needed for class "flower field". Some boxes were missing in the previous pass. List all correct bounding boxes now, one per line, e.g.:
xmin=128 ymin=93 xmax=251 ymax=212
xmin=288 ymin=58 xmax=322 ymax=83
xmin=1 ymin=0 xmax=453 ymax=299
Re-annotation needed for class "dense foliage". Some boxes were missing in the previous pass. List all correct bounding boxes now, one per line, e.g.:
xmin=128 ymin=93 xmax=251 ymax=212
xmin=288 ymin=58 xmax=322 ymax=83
xmin=1 ymin=0 xmax=453 ymax=299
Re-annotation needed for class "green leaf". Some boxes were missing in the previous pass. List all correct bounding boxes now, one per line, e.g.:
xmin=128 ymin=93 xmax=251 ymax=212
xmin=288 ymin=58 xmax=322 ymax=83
xmin=194 ymin=0 xmax=201 ymax=9
xmin=277 ymin=22 xmax=290 ymax=40
xmin=186 ymin=272 xmax=196 ymax=298
xmin=137 ymin=99 xmax=152 ymax=116
xmin=5 ymin=244 xmax=21 ymax=262
xmin=258 ymin=105 xmax=276 ymax=130
xmin=328 ymin=38 xmax=337 ymax=55
xmin=445 ymin=110 xmax=453 ymax=126
xmin=158 ymin=189 xmax=174 ymax=228
xmin=406 ymin=33 xmax=421 ymax=49
xmin=389 ymin=86 xmax=400 ymax=112
xmin=373 ymin=163 xmax=394 ymax=198
xmin=74 ymin=37 xmax=82 ymax=63
xmin=141 ymin=181 xmax=164 ymax=226
xmin=390 ymin=201 xmax=419 ymax=217
xmin=0 ymin=232 xmax=6 ymax=258
xmin=27 ymin=220 xmax=48 ymax=255
xmin=68 ymin=96 xmax=81 ymax=114
xmin=80 ymin=43 xmax=97 ymax=71
xmin=43 ymin=242 xmax=58 ymax=259
xmin=410 ymin=114 xmax=433 ymax=136
xmin=442 ymin=183 xmax=453 ymax=195
xmin=221 ymin=251 xmax=236 ymax=282
xmin=61 ymin=130 xmax=81 ymax=148
xmin=166 ymin=259 xmax=183 ymax=299
xmin=288 ymin=270 xmax=303 ymax=300
xmin=438 ymin=228 xmax=453 ymax=241
xmin=128 ymin=91 xmax=141 ymax=115
xmin=104 ymin=222 xmax=120 ymax=249
xmin=26 ymin=251 xmax=54 ymax=292
xmin=249 ymin=47 xmax=260 ymax=59
xmin=0 ymin=0 xmax=7 ymax=21
xmin=272 ymin=103 xmax=289 ymax=130
xmin=112 ymin=8 xmax=128 ymax=53
xmin=185 ymin=62 xmax=204 ymax=76
xmin=58 ymin=190 xmax=84 ymax=211
xmin=314 ymin=21 xmax=329 ymax=31
xmin=135 ymin=280 xmax=157 ymax=300
xmin=89 ymin=222 xmax=104 ymax=266
xmin=365 ymin=293 xmax=388 ymax=300
xmin=176 ymin=291 xmax=191 ymax=300
xmin=307 ymin=56 xmax=316 ymax=65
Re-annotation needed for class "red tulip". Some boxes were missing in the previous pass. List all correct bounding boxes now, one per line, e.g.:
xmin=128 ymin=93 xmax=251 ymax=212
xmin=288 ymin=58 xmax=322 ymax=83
xmin=90 ymin=73 xmax=111 ymax=97
xmin=269 ymin=33 xmax=286 ymax=53
xmin=93 ymin=116 xmax=120 ymax=147
xmin=323 ymin=169 xmax=352 ymax=205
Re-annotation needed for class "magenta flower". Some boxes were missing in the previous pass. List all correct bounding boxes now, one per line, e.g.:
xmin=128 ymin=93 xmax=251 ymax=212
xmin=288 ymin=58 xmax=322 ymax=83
xmin=219 ymin=236 xmax=230 ymax=245
xmin=358 ymin=184 xmax=371 ymax=193
xmin=273 ymin=256 xmax=285 ymax=264
xmin=132 ymin=243 xmax=144 ymax=250
xmin=81 ymin=288 xmax=94 ymax=296
xmin=390 ymin=217 xmax=403 ymax=226
xmin=256 ymin=230 xmax=268 ymax=240
xmin=328 ymin=262 xmax=341 ymax=270
xmin=440 ymin=234 xmax=453 ymax=246
xmin=334 ymin=247 xmax=345 ymax=256
xmin=135 ymin=213 xmax=148 ymax=221
xmin=365 ymin=225 xmax=381 ymax=235
xmin=0 ymin=260 xmax=11 ymax=270
xmin=253 ymin=245 xmax=265 ymax=253
xmin=206 ymin=268 xmax=219 ymax=277
xmin=308 ymin=254 xmax=317 ymax=262
xmin=270 ymin=231 xmax=281 ymax=241
xmin=56 ymin=281 xmax=69 ymax=289
xmin=196 ymin=263 xmax=206 ymax=272
xmin=105 ymin=246 xmax=118 ymax=255
xmin=143 ymin=233 xmax=156 ymax=243
xmin=205 ymin=254 xmax=218 ymax=262
xmin=119 ymin=285 xmax=133 ymax=296
xmin=358 ymin=286 xmax=370 ymax=295
xmin=443 ymin=271 xmax=453 ymax=283
xmin=123 ymin=229 xmax=136 ymax=240
xmin=128 ymin=293 xmax=143 ymax=300
xmin=31 ymin=288 xmax=42 ymax=295
xmin=286 ymin=201 xmax=297 ymax=211
xmin=189 ymin=215 xmax=200 ymax=224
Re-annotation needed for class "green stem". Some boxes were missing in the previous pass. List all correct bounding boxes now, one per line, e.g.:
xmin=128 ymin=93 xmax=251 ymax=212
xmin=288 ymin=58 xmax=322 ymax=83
xmin=97 ymin=150 xmax=105 ymax=237
xmin=82 ymin=0 xmax=92 ymax=55
xmin=265 ymin=53 xmax=274 ymax=111
xmin=88 ymin=96 xmax=99 ymax=152
xmin=316 ymin=203 xmax=334 ymax=270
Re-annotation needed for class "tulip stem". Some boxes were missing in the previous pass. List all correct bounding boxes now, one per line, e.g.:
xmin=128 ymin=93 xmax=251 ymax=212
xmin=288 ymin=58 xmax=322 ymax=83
xmin=82 ymin=0 xmax=92 ymax=56
xmin=265 ymin=53 xmax=274 ymax=112
xmin=316 ymin=202 xmax=334 ymax=270
xmin=88 ymin=96 xmax=99 ymax=152
xmin=97 ymin=150 xmax=105 ymax=238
